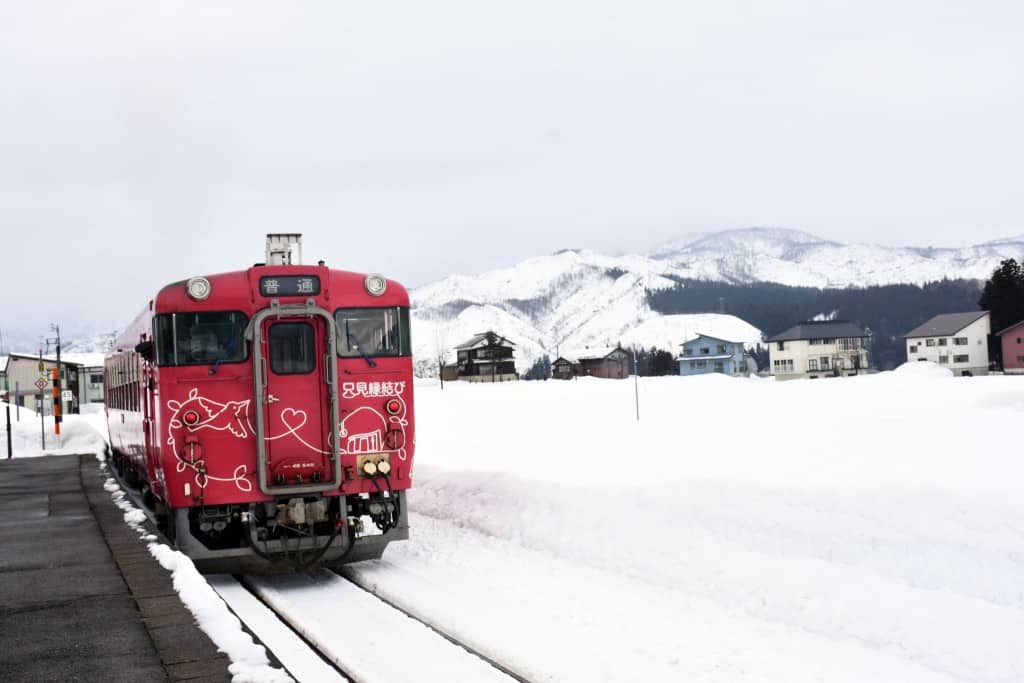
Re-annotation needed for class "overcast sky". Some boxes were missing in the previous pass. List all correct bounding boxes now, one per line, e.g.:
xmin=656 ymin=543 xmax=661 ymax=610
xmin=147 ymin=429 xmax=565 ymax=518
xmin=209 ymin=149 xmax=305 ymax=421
xmin=2 ymin=1 xmax=1022 ymax=337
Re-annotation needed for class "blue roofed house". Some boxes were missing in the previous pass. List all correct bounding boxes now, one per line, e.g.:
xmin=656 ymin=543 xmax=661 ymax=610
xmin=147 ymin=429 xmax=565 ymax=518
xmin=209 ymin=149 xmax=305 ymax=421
xmin=678 ymin=334 xmax=754 ymax=377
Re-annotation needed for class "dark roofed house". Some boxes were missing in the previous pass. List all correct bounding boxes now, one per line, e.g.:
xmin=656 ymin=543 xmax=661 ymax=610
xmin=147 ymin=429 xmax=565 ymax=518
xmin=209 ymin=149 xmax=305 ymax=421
xmin=552 ymin=347 xmax=630 ymax=379
xmin=455 ymin=331 xmax=518 ymax=382
xmin=904 ymin=311 xmax=990 ymax=376
xmin=765 ymin=320 xmax=870 ymax=380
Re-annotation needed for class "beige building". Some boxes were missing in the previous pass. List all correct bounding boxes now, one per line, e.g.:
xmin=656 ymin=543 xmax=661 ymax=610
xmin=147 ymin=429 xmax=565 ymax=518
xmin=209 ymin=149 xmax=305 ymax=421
xmin=2 ymin=353 xmax=105 ymax=414
xmin=766 ymin=321 xmax=870 ymax=381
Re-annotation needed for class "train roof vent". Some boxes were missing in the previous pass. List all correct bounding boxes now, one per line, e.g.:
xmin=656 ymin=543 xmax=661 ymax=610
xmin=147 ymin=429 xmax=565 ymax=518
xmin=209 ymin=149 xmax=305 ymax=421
xmin=266 ymin=233 xmax=303 ymax=265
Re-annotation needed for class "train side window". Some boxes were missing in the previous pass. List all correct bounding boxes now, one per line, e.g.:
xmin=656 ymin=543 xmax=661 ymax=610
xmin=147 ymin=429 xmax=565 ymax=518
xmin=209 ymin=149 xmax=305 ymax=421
xmin=268 ymin=322 xmax=316 ymax=375
xmin=335 ymin=307 xmax=411 ymax=358
xmin=153 ymin=312 xmax=248 ymax=366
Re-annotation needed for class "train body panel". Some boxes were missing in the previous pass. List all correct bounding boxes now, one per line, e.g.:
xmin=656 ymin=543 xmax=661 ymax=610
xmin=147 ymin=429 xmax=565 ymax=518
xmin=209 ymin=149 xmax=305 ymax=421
xmin=105 ymin=249 xmax=415 ymax=572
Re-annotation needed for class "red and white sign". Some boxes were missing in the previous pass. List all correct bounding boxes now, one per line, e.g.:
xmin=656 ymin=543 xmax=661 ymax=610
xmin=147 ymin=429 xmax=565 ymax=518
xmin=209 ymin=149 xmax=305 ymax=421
xmin=34 ymin=377 xmax=48 ymax=391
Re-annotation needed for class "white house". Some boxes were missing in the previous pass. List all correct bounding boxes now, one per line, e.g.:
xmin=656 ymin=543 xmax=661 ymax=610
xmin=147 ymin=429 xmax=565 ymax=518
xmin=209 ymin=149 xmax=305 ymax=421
xmin=766 ymin=320 xmax=870 ymax=381
xmin=904 ymin=311 xmax=990 ymax=376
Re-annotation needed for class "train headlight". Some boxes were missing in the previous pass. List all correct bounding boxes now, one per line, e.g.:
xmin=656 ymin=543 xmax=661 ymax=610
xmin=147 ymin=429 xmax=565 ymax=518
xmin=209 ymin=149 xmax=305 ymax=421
xmin=186 ymin=277 xmax=212 ymax=301
xmin=377 ymin=459 xmax=391 ymax=475
xmin=364 ymin=274 xmax=387 ymax=297
xmin=361 ymin=460 xmax=378 ymax=476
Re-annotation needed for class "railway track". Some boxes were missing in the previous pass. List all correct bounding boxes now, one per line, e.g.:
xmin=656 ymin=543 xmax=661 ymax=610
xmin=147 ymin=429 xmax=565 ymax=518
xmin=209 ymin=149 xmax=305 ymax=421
xmin=210 ymin=570 xmax=531 ymax=683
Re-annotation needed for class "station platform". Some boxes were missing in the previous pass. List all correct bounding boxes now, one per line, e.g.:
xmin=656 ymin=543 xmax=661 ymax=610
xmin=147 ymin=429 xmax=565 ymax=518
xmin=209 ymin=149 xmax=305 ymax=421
xmin=0 ymin=454 xmax=230 ymax=682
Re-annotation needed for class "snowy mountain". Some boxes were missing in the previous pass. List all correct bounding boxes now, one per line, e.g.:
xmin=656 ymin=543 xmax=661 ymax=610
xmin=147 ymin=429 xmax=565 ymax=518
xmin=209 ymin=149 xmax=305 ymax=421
xmin=412 ymin=228 xmax=1024 ymax=372
xmin=411 ymin=249 xmax=763 ymax=373
xmin=649 ymin=227 xmax=1024 ymax=288
xmin=0 ymin=328 xmax=116 ymax=359
xmin=11 ymin=228 xmax=1023 ymax=374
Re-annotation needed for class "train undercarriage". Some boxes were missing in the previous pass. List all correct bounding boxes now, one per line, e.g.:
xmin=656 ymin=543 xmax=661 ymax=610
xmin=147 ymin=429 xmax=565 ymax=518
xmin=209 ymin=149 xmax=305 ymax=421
xmin=106 ymin=448 xmax=408 ymax=574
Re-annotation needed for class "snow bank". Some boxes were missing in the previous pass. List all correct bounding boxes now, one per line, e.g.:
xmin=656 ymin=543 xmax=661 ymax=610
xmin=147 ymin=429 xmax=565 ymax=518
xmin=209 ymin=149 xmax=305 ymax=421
xmin=0 ymin=402 xmax=108 ymax=457
xmin=891 ymin=360 xmax=955 ymax=379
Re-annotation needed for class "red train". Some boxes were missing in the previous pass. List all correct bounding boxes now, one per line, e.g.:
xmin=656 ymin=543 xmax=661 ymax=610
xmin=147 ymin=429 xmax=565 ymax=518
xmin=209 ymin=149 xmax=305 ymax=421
xmin=105 ymin=235 xmax=414 ymax=572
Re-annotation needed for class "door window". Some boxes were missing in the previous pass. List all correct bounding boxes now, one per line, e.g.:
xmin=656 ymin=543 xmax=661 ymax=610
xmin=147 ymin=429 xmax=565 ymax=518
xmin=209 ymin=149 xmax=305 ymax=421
xmin=268 ymin=322 xmax=316 ymax=375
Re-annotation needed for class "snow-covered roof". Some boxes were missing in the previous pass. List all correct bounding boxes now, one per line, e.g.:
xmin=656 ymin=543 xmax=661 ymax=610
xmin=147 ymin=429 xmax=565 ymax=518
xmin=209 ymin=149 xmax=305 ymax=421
xmin=4 ymin=352 xmax=106 ymax=368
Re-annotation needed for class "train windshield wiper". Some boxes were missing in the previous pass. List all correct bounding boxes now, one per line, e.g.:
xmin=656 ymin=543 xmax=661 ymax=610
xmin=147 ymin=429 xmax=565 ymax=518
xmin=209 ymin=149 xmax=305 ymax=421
xmin=345 ymin=320 xmax=377 ymax=368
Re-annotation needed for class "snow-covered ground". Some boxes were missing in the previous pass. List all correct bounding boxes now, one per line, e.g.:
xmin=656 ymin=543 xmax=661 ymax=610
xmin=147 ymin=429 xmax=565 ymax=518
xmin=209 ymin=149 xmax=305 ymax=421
xmin=232 ymin=366 xmax=1024 ymax=681
xmin=339 ymin=366 xmax=1024 ymax=682
xmin=8 ymin=366 xmax=1024 ymax=682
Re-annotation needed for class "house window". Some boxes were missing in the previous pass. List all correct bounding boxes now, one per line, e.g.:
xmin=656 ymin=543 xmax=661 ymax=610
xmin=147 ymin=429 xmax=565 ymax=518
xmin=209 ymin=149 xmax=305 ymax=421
xmin=777 ymin=341 xmax=785 ymax=351
xmin=938 ymin=338 xmax=947 ymax=346
xmin=926 ymin=339 xmax=936 ymax=347
xmin=90 ymin=374 xmax=103 ymax=385
xmin=683 ymin=347 xmax=692 ymax=355
xmin=908 ymin=345 xmax=918 ymax=353
xmin=772 ymin=359 xmax=793 ymax=373
xmin=835 ymin=358 xmax=845 ymax=370
xmin=701 ymin=347 xmax=710 ymax=355
xmin=820 ymin=357 xmax=830 ymax=370
xmin=954 ymin=337 xmax=968 ymax=345
xmin=938 ymin=356 xmax=949 ymax=364
xmin=953 ymin=355 xmax=969 ymax=363
xmin=808 ymin=359 xmax=818 ymax=371
xmin=714 ymin=362 xmax=724 ymax=373
xmin=717 ymin=345 xmax=726 ymax=353
xmin=1018 ymin=356 xmax=1024 ymax=363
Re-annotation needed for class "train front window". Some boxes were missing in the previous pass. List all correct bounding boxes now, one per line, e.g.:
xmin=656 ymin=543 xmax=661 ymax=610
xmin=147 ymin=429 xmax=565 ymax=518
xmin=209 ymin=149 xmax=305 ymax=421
xmin=335 ymin=307 xmax=411 ymax=358
xmin=154 ymin=311 xmax=248 ymax=366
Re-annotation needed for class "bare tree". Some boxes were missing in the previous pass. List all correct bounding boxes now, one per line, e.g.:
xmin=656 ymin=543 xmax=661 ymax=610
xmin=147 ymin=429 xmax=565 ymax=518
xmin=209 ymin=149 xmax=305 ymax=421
xmin=434 ymin=326 xmax=449 ymax=390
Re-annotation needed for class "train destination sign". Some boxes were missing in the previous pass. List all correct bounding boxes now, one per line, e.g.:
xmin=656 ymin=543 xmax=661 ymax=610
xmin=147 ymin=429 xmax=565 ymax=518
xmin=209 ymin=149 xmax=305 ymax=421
xmin=259 ymin=275 xmax=321 ymax=297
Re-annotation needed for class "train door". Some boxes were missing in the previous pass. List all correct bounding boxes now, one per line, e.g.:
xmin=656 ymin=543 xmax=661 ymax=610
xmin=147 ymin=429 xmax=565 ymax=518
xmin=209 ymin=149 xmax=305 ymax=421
xmin=254 ymin=310 xmax=341 ymax=493
xmin=141 ymin=355 xmax=164 ymax=499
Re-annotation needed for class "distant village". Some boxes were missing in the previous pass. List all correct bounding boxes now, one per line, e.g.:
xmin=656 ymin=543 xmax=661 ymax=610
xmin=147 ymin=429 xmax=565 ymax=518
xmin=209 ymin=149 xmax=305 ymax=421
xmin=3 ymin=260 xmax=1023 ymax=415
xmin=4 ymin=310 xmax=1023 ymax=417
xmin=438 ymin=310 xmax=1024 ymax=383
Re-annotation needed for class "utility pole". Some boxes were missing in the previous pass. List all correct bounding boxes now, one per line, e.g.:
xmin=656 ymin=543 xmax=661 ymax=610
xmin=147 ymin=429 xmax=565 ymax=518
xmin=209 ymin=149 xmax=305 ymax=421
xmin=633 ymin=347 xmax=640 ymax=421
xmin=46 ymin=324 xmax=62 ymax=448
xmin=37 ymin=350 xmax=45 ymax=450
